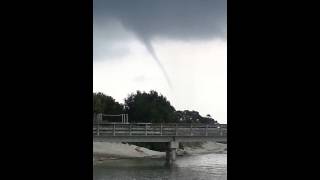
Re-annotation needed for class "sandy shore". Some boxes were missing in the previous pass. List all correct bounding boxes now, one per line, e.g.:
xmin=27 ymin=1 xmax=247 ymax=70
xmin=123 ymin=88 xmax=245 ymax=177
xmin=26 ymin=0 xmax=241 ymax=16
xmin=93 ymin=141 xmax=226 ymax=164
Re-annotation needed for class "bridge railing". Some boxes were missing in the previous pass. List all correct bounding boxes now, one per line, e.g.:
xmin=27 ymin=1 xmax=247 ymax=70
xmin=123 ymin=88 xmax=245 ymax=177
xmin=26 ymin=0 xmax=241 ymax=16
xmin=93 ymin=123 xmax=227 ymax=137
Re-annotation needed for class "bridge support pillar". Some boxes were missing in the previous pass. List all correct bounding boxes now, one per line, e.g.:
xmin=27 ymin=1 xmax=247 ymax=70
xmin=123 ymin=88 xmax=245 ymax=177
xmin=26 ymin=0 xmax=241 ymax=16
xmin=166 ymin=141 xmax=179 ymax=165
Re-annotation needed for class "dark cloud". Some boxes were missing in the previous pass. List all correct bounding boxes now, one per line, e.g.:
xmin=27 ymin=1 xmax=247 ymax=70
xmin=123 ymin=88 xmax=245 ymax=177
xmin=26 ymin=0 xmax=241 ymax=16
xmin=93 ymin=17 xmax=133 ymax=61
xmin=94 ymin=0 xmax=226 ymax=41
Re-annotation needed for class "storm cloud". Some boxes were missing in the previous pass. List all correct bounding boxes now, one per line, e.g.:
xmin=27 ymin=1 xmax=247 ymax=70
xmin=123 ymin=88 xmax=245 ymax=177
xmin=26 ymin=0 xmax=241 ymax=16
xmin=94 ymin=0 xmax=227 ymax=89
xmin=94 ymin=0 xmax=226 ymax=41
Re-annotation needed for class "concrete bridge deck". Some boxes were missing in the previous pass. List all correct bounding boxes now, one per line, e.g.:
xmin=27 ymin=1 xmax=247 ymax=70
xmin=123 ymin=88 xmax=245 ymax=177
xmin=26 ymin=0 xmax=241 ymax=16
xmin=93 ymin=135 xmax=227 ymax=142
xmin=93 ymin=123 xmax=227 ymax=141
xmin=93 ymin=123 xmax=227 ymax=164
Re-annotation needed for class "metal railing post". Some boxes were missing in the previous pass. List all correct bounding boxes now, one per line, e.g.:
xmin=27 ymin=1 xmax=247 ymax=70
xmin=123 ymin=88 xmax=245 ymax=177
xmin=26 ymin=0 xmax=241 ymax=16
xmin=121 ymin=114 xmax=123 ymax=124
xmin=97 ymin=120 xmax=100 ymax=136
xmin=129 ymin=124 xmax=132 ymax=136
xmin=97 ymin=113 xmax=102 ymax=136
xmin=145 ymin=124 xmax=147 ymax=136
xmin=205 ymin=124 xmax=208 ymax=136
xmin=175 ymin=123 xmax=178 ymax=136
xmin=113 ymin=123 xmax=116 ymax=136
xmin=190 ymin=124 xmax=193 ymax=136
xmin=219 ymin=126 xmax=223 ymax=136
xmin=160 ymin=124 xmax=163 ymax=136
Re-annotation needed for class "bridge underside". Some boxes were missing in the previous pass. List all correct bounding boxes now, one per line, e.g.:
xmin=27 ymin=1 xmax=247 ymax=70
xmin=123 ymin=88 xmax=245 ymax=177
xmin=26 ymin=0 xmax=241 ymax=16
xmin=93 ymin=136 xmax=227 ymax=143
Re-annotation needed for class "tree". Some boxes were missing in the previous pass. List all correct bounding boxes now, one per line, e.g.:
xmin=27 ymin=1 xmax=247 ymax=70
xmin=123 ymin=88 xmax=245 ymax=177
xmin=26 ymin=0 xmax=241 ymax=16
xmin=93 ymin=92 xmax=124 ymax=114
xmin=201 ymin=114 xmax=217 ymax=124
xmin=175 ymin=111 xmax=217 ymax=124
xmin=124 ymin=90 xmax=177 ymax=123
xmin=175 ymin=110 xmax=202 ymax=123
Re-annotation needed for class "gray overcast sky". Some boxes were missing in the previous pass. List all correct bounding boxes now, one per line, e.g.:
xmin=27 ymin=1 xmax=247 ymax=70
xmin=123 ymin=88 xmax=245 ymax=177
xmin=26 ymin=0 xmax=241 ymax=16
xmin=93 ymin=0 xmax=227 ymax=123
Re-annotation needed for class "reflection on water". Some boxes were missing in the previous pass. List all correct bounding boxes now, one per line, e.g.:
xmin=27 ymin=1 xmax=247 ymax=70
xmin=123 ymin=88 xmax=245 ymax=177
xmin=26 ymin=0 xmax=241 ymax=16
xmin=93 ymin=153 xmax=227 ymax=180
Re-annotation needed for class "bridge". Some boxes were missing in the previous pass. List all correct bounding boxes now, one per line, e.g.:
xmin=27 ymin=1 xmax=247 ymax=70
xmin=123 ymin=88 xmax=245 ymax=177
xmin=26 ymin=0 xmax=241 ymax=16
xmin=93 ymin=122 xmax=227 ymax=164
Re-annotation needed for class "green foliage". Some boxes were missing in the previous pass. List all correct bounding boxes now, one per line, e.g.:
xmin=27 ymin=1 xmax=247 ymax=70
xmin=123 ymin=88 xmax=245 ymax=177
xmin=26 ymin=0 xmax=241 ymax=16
xmin=93 ymin=90 xmax=218 ymax=124
xmin=175 ymin=110 xmax=216 ymax=124
xmin=93 ymin=92 xmax=124 ymax=114
xmin=124 ymin=90 xmax=177 ymax=123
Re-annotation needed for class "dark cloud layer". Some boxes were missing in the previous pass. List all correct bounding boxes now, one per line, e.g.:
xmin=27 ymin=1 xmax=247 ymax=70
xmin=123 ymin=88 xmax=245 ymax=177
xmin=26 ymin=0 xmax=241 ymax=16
xmin=94 ymin=0 xmax=226 ymax=41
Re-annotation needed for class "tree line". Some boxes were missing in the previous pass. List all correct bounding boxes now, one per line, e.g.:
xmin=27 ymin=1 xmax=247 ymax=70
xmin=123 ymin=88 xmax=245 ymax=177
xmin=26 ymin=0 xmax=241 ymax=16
xmin=93 ymin=90 xmax=218 ymax=124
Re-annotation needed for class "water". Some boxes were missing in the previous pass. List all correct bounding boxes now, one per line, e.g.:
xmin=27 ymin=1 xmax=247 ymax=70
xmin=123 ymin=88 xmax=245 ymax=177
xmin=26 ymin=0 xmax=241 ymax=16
xmin=93 ymin=153 xmax=227 ymax=180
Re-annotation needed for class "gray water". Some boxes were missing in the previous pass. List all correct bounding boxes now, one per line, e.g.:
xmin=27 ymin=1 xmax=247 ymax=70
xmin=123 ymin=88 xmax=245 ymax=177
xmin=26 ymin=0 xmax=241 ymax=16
xmin=93 ymin=153 xmax=227 ymax=180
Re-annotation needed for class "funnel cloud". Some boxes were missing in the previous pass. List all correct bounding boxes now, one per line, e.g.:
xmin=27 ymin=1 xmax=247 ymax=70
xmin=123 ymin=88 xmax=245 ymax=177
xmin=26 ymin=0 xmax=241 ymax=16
xmin=94 ymin=0 xmax=226 ymax=88
xmin=139 ymin=36 xmax=173 ymax=89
